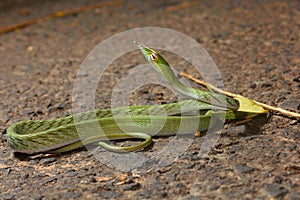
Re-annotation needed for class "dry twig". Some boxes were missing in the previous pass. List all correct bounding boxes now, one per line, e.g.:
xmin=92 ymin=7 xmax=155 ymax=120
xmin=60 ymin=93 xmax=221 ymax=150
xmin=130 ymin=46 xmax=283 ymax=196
xmin=165 ymin=1 xmax=198 ymax=12
xmin=0 ymin=0 xmax=122 ymax=35
xmin=180 ymin=72 xmax=300 ymax=120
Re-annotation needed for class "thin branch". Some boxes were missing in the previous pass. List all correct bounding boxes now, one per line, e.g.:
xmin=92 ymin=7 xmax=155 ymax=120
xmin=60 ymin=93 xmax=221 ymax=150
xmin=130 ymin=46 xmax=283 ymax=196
xmin=180 ymin=72 xmax=300 ymax=120
xmin=165 ymin=1 xmax=198 ymax=12
xmin=0 ymin=0 xmax=122 ymax=35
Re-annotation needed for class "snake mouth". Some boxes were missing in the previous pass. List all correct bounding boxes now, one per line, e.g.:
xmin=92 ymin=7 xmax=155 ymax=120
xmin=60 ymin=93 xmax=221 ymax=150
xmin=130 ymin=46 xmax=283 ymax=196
xmin=134 ymin=41 xmax=145 ymax=50
xmin=134 ymin=41 xmax=155 ymax=54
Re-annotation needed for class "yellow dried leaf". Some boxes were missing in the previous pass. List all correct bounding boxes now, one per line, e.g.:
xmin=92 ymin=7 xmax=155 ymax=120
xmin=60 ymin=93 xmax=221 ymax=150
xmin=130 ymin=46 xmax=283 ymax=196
xmin=235 ymin=96 xmax=268 ymax=114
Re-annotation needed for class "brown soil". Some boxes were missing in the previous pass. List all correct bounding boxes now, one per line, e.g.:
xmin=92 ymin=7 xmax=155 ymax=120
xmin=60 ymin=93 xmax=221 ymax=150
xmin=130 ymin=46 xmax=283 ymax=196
xmin=0 ymin=0 xmax=299 ymax=199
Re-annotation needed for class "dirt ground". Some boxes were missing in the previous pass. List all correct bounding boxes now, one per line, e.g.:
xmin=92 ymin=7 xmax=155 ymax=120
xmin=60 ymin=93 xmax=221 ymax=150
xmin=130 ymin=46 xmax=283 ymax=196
xmin=0 ymin=0 xmax=299 ymax=199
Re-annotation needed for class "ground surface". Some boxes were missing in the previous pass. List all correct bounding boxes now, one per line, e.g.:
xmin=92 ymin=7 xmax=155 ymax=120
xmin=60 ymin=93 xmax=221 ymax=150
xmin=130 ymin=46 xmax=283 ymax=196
xmin=0 ymin=0 xmax=299 ymax=199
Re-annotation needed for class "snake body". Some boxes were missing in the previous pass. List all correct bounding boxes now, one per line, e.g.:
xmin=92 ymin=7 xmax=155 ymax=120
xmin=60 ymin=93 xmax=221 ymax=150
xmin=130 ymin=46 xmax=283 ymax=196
xmin=6 ymin=42 xmax=241 ymax=154
xmin=7 ymin=100 xmax=223 ymax=153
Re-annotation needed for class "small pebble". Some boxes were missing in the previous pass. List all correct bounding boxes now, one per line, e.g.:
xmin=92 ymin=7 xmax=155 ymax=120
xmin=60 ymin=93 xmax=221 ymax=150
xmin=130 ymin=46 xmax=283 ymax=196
xmin=235 ymin=164 xmax=254 ymax=173
xmin=66 ymin=171 xmax=78 ymax=177
xmin=121 ymin=182 xmax=140 ymax=190
xmin=261 ymin=81 xmax=272 ymax=87
xmin=21 ymin=110 xmax=34 ymax=115
xmin=42 ymin=176 xmax=59 ymax=184
xmin=21 ymin=85 xmax=30 ymax=92
xmin=134 ymin=190 xmax=151 ymax=198
xmin=209 ymin=184 xmax=220 ymax=190
xmin=40 ymin=157 xmax=57 ymax=165
xmin=101 ymin=191 xmax=122 ymax=199
xmin=289 ymin=120 xmax=298 ymax=125
xmin=264 ymin=183 xmax=288 ymax=198
xmin=2 ymin=193 xmax=15 ymax=200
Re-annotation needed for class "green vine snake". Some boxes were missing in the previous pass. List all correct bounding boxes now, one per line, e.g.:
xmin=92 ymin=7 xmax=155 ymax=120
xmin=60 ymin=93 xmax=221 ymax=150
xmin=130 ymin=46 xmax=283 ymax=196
xmin=7 ymin=42 xmax=253 ymax=154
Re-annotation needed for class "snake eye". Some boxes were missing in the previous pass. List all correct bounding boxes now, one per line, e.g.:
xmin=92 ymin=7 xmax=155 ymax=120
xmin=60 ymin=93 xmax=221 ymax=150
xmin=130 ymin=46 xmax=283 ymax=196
xmin=150 ymin=53 xmax=157 ymax=61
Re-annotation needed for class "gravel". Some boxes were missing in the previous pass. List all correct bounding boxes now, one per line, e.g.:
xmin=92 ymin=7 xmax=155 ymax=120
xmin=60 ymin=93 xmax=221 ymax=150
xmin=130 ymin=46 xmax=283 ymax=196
xmin=0 ymin=0 xmax=299 ymax=199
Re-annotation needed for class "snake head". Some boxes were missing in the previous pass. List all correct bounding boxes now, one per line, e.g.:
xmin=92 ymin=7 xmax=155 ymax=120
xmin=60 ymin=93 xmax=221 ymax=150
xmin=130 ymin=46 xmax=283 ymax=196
xmin=134 ymin=41 xmax=171 ymax=75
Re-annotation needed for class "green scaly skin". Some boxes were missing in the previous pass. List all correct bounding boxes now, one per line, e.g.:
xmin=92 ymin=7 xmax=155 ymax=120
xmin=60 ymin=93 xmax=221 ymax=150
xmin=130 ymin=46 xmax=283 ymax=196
xmin=6 ymin=42 xmax=251 ymax=154
xmin=7 ymin=100 xmax=230 ymax=154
